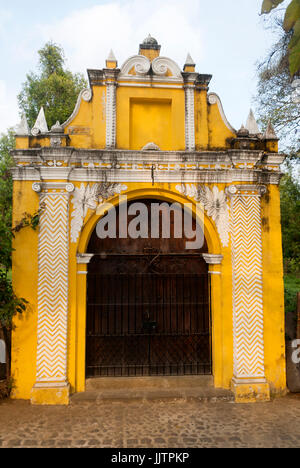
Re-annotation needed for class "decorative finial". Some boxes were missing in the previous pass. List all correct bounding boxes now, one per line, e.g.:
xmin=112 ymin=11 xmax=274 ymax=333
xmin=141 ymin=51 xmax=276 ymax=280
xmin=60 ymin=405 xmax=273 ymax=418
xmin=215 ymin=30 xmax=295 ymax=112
xmin=31 ymin=107 xmax=48 ymax=136
xmin=15 ymin=114 xmax=29 ymax=136
xmin=185 ymin=53 xmax=195 ymax=66
xmin=237 ymin=124 xmax=250 ymax=137
xmin=264 ymin=120 xmax=278 ymax=139
xmin=51 ymin=121 xmax=63 ymax=133
xmin=245 ymin=109 xmax=259 ymax=135
xmin=107 ymin=49 xmax=117 ymax=62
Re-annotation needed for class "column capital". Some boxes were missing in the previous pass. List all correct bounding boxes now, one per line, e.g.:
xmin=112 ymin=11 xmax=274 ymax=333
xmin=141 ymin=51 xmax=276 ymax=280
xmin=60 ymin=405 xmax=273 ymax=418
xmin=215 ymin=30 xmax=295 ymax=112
xmin=32 ymin=182 xmax=75 ymax=194
xmin=76 ymin=254 xmax=94 ymax=264
xmin=226 ymin=185 xmax=267 ymax=197
xmin=202 ymin=253 xmax=223 ymax=265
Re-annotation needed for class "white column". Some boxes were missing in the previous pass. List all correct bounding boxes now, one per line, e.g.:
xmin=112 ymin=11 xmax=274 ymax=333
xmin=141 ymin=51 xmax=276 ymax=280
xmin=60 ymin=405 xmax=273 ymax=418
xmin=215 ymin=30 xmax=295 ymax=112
xmin=184 ymin=85 xmax=195 ymax=151
xmin=106 ymin=82 xmax=117 ymax=148
xmin=31 ymin=182 xmax=74 ymax=404
xmin=227 ymin=185 xmax=270 ymax=401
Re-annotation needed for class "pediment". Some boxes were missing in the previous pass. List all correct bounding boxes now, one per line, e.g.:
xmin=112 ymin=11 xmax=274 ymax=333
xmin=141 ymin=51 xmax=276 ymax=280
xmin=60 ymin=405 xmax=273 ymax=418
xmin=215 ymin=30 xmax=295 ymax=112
xmin=119 ymin=55 xmax=183 ymax=80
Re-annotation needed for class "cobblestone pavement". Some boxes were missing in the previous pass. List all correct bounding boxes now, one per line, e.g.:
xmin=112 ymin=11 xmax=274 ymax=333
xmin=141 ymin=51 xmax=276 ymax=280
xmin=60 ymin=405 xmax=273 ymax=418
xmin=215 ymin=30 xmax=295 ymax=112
xmin=0 ymin=394 xmax=300 ymax=448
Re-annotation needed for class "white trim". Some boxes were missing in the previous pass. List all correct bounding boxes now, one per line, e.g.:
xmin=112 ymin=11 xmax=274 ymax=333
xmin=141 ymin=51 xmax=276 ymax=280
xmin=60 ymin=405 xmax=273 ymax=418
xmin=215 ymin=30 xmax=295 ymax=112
xmin=77 ymin=254 xmax=94 ymax=264
xmin=62 ymin=89 xmax=92 ymax=129
xmin=152 ymin=56 xmax=183 ymax=79
xmin=203 ymin=254 xmax=223 ymax=265
xmin=117 ymin=82 xmax=183 ymax=89
xmin=12 ymin=168 xmax=282 ymax=185
xmin=120 ymin=55 xmax=151 ymax=76
xmin=185 ymin=85 xmax=195 ymax=151
xmin=106 ymin=82 xmax=117 ymax=148
xmin=208 ymin=93 xmax=236 ymax=134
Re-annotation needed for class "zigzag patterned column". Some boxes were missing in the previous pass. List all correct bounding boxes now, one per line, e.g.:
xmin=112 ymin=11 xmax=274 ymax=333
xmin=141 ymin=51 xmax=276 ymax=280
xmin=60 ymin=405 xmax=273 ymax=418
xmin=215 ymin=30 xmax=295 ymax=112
xmin=31 ymin=182 xmax=74 ymax=405
xmin=227 ymin=185 xmax=270 ymax=402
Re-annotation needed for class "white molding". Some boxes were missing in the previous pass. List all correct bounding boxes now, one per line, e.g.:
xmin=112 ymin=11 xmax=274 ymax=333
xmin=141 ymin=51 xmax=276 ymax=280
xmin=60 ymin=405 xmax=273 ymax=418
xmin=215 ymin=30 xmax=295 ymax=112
xmin=13 ymin=168 xmax=282 ymax=185
xmin=77 ymin=254 xmax=94 ymax=264
xmin=185 ymin=85 xmax=195 ymax=151
xmin=120 ymin=55 xmax=151 ymax=76
xmin=119 ymin=55 xmax=183 ymax=80
xmin=106 ymin=82 xmax=117 ymax=148
xmin=62 ymin=88 xmax=92 ymax=129
xmin=202 ymin=254 xmax=223 ymax=265
xmin=176 ymin=184 xmax=230 ymax=248
xmin=208 ymin=93 xmax=236 ymax=134
xmin=152 ymin=56 xmax=183 ymax=79
xmin=71 ymin=183 xmax=127 ymax=243
xmin=118 ymin=82 xmax=183 ymax=89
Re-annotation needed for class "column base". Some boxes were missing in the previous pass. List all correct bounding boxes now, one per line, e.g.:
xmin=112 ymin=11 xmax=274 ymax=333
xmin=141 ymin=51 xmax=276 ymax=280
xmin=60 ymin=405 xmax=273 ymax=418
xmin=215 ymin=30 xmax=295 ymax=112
xmin=231 ymin=378 xmax=270 ymax=403
xmin=31 ymin=382 xmax=70 ymax=406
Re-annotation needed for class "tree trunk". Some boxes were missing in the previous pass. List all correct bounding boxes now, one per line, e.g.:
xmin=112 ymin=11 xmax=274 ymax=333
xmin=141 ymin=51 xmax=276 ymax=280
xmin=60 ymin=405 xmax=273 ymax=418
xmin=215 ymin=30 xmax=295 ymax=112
xmin=2 ymin=326 xmax=11 ymax=379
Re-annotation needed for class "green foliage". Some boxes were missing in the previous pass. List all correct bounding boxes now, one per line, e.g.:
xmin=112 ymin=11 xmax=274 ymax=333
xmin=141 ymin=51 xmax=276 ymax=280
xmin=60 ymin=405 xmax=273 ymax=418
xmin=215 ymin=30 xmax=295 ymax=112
xmin=0 ymin=270 xmax=28 ymax=329
xmin=261 ymin=0 xmax=300 ymax=75
xmin=255 ymin=20 xmax=299 ymax=155
xmin=280 ymin=172 xmax=300 ymax=275
xmin=12 ymin=207 xmax=44 ymax=234
xmin=284 ymin=274 xmax=300 ymax=338
xmin=0 ymin=131 xmax=15 ymax=272
xmin=18 ymin=41 xmax=87 ymax=129
xmin=262 ymin=0 xmax=285 ymax=12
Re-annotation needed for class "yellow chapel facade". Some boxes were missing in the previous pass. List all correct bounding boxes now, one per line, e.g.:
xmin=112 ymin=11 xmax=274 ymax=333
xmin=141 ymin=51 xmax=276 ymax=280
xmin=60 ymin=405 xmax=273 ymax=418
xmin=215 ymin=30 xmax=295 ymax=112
xmin=11 ymin=36 xmax=286 ymax=404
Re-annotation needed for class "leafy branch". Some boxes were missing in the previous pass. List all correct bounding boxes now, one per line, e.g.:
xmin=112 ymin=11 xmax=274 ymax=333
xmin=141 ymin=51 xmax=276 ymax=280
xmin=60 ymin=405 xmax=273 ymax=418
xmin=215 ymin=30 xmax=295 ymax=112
xmin=261 ymin=0 xmax=300 ymax=75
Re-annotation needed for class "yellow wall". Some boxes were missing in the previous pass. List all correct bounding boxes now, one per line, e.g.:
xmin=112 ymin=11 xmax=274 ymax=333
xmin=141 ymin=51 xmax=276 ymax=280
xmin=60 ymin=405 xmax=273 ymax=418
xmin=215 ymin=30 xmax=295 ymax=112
xmin=11 ymin=181 xmax=39 ymax=399
xmin=11 ymin=55 xmax=286 ymax=402
xmin=261 ymin=185 xmax=286 ymax=395
xmin=116 ymin=86 xmax=185 ymax=151
xmin=10 ymin=180 xmax=286 ymax=399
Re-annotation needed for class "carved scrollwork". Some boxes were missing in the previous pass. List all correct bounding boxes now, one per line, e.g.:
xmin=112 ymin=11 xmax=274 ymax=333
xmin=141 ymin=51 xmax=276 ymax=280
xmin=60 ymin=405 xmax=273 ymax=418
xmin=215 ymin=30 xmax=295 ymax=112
xmin=82 ymin=89 xmax=93 ymax=102
xmin=120 ymin=55 xmax=151 ymax=76
xmin=152 ymin=56 xmax=182 ymax=78
xmin=71 ymin=183 xmax=128 ymax=243
xmin=176 ymin=184 xmax=230 ymax=248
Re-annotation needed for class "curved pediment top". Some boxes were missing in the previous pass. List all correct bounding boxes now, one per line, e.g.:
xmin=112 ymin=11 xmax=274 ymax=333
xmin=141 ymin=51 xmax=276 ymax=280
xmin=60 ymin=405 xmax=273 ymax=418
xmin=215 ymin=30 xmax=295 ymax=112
xmin=152 ymin=56 xmax=182 ymax=79
xmin=119 ymin=54 xmax=183 ymax=80
xmin=120 ymin=55 xmax=151 ymax=76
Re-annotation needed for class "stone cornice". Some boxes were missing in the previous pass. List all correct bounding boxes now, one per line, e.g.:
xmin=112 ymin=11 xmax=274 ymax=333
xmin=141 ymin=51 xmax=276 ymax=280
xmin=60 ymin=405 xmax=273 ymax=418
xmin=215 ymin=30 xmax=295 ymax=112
xmin=11 ymin=148 xmax=284 ymax=185
xmin=11 ymin=147 xmax=284 ymax=162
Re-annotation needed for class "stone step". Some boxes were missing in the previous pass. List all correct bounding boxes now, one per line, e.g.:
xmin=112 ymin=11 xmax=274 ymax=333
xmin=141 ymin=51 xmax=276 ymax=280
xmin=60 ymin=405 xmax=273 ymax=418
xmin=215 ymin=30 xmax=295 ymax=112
xmin=71 ymin=386 xmax=234 ymax=404
xmin=86 ymin=375 xmax=214 ymax=391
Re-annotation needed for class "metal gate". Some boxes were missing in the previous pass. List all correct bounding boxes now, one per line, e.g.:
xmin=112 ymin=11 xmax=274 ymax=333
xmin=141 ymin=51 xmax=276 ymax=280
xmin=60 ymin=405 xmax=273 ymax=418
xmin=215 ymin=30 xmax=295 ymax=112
xmin=86 ymin=256 xmax=211 ymax=377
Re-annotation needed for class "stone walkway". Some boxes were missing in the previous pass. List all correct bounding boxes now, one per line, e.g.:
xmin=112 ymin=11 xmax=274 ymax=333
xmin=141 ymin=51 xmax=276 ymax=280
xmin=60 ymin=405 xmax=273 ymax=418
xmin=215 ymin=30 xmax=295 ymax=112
xmin=0 ymin=394 xmax=300 ymax=448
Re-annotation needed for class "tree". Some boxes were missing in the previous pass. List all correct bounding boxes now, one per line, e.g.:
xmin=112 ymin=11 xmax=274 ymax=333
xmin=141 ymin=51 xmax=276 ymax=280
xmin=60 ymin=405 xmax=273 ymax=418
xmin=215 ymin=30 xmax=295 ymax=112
xmin=280 ymin=171 xmax=300 ymax=274
xmin=0 ymin=43 xmax=87 ymax=382
xmin=0 ymin=131 xmax=27 ymax=379
xmin=0 ymin=130 xmax=15 ymax=273
xmin=261 ymin=0 xmax=300 ymax=75
xmin=18 ymin=41 xmax=87 ymax=129
xmin=255 ymin=19 xmax=299 ymax=156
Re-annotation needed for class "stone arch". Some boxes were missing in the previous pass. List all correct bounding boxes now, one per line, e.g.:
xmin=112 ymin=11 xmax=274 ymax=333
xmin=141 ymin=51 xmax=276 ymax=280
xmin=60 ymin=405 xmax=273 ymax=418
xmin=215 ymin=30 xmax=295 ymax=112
xmin=74 ymin=187 xmax=223 ymax=392
xmin=78 ymin=187 xmax=222 ymax=255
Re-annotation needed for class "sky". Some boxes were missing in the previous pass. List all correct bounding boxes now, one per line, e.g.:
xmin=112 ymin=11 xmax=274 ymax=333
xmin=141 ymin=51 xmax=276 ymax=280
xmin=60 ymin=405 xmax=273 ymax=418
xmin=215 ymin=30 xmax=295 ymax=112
xmin=0 ymin=0 xmax=284 ymax=134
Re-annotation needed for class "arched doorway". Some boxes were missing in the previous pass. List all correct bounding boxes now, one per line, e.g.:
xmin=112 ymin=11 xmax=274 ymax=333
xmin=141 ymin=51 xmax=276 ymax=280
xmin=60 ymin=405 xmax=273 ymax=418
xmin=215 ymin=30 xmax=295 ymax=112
xmin=85 ymin=199 xmax=211 ymax=378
